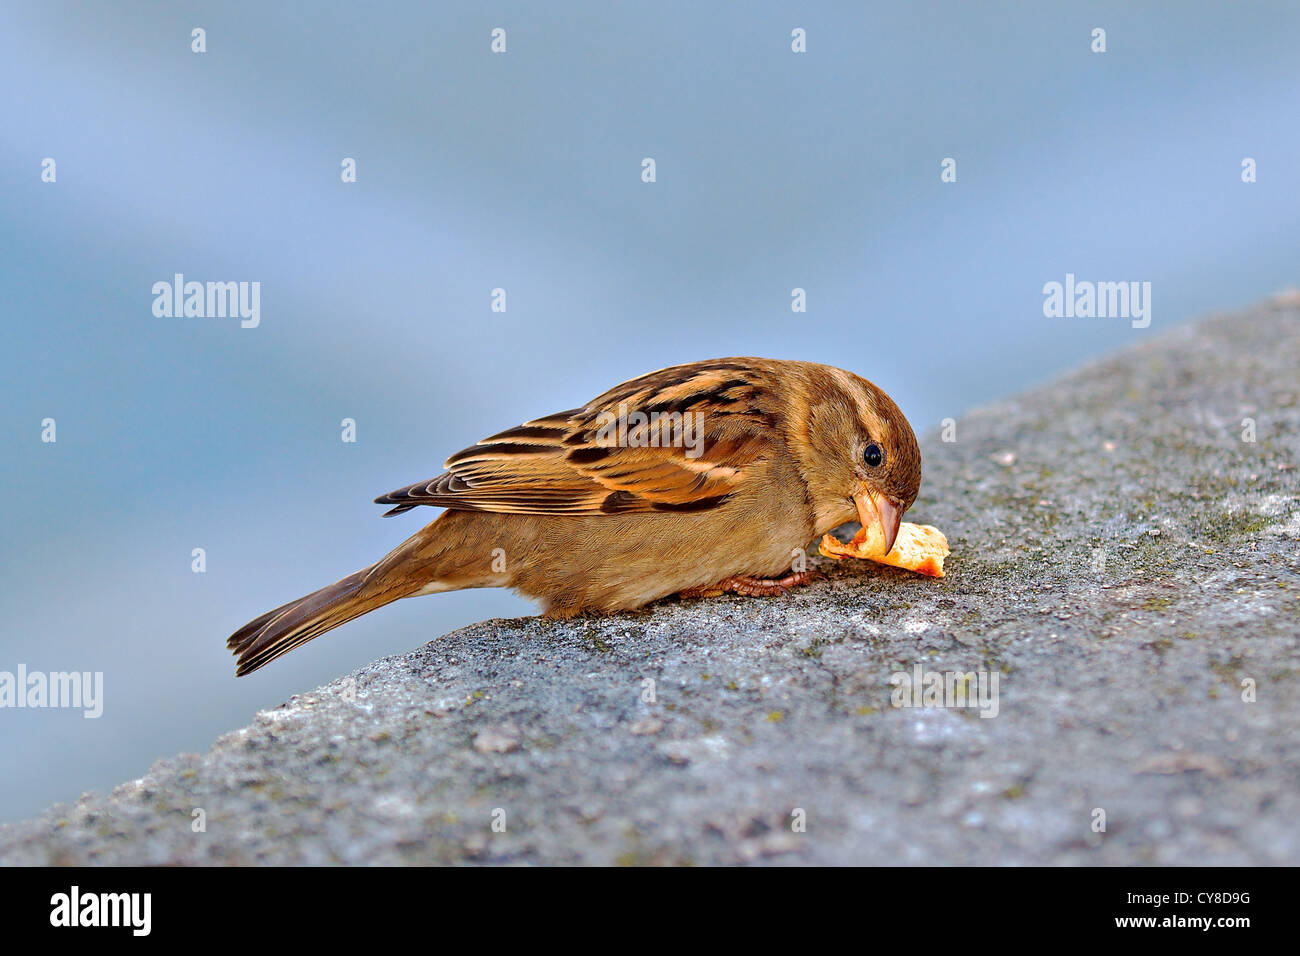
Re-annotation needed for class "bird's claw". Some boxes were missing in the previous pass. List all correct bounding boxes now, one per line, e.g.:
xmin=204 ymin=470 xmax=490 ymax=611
xmin=677 ymin=570 xmax=822 ymax=600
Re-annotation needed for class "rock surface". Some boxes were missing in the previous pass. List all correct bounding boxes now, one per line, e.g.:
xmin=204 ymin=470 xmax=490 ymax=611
xmin=4 ymin=297 xmax=1299 ymax=865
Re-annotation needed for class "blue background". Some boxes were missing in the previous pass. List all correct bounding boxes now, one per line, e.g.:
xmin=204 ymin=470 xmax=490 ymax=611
xmin=2 ymin=1 xmax=1297 ymax=822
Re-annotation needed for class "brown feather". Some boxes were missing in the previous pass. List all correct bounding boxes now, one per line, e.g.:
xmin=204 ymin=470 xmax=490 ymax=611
xmin=374 ymin=360 xmax=785 ymax=517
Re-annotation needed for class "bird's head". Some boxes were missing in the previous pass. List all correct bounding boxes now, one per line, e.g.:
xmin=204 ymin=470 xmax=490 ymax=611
xmin=787 ymin=365 xmax=922 ymax=554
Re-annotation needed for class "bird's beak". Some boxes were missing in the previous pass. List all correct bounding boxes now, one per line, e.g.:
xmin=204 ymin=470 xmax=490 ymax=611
xmin=854 ymin=489 xmax=903 ymax=556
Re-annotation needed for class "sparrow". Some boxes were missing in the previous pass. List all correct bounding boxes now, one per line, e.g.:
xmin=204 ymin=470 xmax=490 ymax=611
xmin=228 ymin=358 xmax=922 ymax=675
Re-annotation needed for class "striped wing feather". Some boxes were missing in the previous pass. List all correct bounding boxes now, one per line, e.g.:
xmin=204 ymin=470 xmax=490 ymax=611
xmin=374 ymin=360 xmax=780 ymax=517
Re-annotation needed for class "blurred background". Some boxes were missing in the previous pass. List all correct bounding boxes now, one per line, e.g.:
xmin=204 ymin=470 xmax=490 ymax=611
xmin=2 ymin=1 xmax=1297 ymax=823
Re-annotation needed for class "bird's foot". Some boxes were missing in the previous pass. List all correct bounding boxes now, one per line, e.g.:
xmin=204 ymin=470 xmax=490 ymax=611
xmin=677 ymin=570 xmax=821 ymax=600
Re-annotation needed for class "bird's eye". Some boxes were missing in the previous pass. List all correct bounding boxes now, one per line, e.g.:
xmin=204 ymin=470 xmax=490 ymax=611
xmin=863 ymin=442 xmax=884 ymax=468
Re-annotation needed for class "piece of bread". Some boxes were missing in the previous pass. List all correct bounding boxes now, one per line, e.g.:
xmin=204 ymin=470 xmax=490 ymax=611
xmin=818 ymin=521 xmax=949 ymax=577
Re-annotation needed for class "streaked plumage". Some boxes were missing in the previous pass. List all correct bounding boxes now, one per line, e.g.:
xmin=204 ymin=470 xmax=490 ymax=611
xmin=228 ymin=358 xmax=922 ymax=675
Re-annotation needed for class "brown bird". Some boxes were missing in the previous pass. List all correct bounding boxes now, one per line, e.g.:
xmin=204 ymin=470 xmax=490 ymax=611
xmin=227 ymin=358 xmax=922 ymax=675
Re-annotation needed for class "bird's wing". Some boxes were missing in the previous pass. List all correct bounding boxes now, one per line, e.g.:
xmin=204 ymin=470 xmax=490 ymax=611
xmin=374 ymin=361 xmax=781 ymax=516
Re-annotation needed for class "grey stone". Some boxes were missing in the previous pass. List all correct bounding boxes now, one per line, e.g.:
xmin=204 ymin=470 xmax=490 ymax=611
xmin=3 ymin=296 xmax=1298 ymax=865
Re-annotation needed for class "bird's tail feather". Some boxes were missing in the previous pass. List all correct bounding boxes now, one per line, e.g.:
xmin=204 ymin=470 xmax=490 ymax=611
xmin=227 ymin=566 xmax=397 ymax=676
